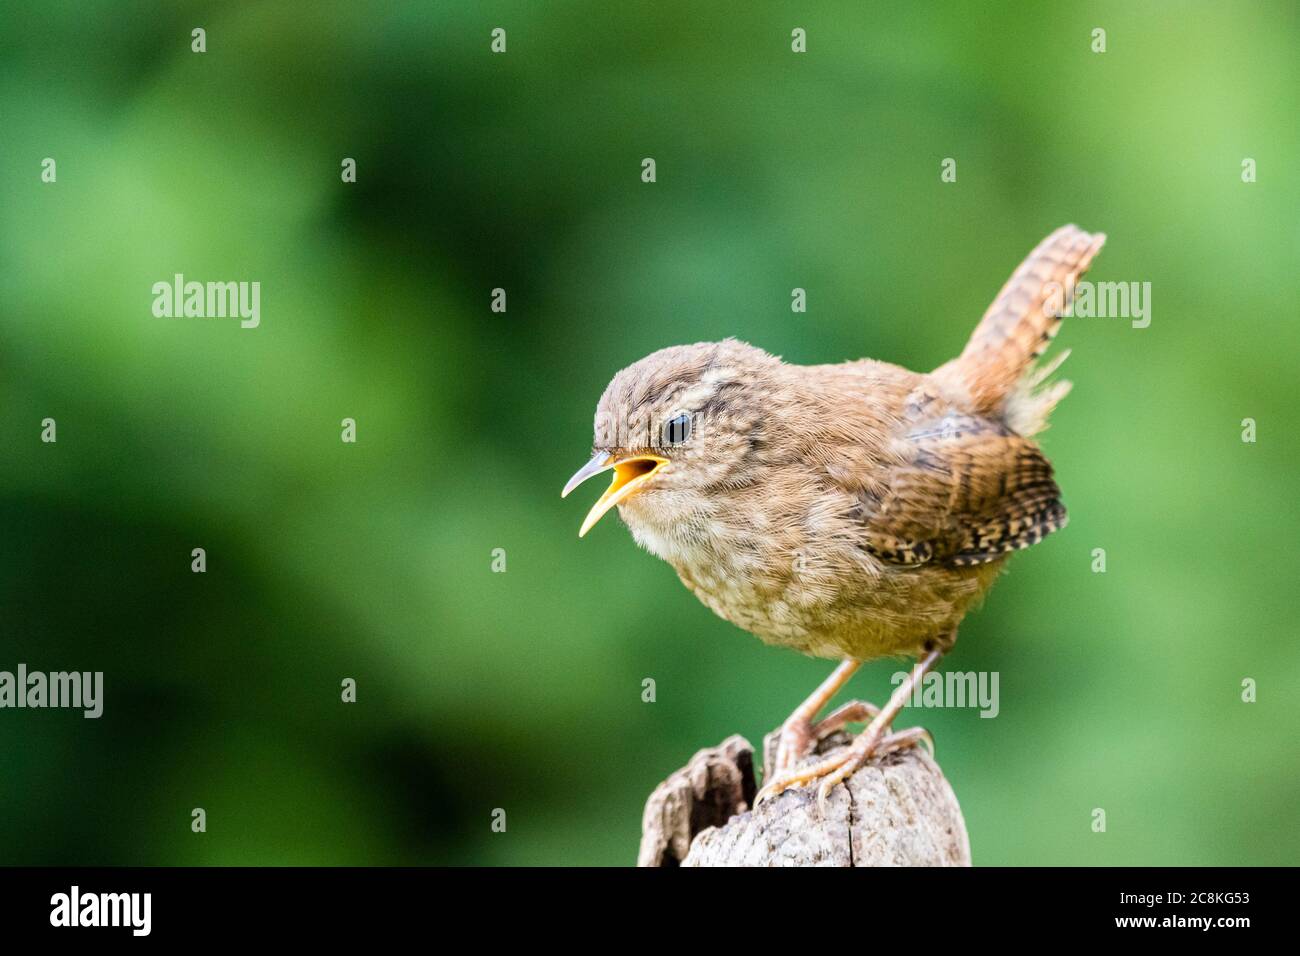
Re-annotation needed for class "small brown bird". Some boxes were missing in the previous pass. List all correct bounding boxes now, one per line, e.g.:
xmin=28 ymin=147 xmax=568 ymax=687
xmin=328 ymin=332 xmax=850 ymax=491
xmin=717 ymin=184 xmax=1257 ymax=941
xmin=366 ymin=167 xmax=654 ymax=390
xmin=563 ymin=225 xmax=1105 ymax=804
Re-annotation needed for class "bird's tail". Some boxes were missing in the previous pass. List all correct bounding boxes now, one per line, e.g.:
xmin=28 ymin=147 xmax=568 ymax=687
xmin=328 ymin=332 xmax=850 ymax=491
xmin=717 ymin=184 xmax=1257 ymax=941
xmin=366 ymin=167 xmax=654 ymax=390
xmin=932 ymin=224 xmax=1106 ymax=435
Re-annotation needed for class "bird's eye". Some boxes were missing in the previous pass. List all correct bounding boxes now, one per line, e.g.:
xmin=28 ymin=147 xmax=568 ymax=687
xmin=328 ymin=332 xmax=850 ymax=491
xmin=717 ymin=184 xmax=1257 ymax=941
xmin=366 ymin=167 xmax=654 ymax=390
xmin=662 ymin=413 xmax=693 ymax=447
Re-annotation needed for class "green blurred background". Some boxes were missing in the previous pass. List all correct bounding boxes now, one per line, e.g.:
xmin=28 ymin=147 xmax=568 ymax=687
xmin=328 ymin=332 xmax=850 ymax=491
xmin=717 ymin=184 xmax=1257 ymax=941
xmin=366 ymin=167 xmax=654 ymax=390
xmin=2 ymin=1 xmax=1297 ymax=865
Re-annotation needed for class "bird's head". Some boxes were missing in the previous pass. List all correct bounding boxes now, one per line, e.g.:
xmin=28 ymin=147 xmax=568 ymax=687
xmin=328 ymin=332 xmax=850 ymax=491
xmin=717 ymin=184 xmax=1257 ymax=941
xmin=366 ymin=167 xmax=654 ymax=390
xmin=562 ymin=339 xmax=781 ymax=537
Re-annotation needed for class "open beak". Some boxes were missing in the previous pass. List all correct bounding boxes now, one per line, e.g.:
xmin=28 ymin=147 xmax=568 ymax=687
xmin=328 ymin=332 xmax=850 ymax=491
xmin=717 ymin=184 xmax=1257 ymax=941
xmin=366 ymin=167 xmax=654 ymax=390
xmin=562 ymin=451 xmax=669 ymax=537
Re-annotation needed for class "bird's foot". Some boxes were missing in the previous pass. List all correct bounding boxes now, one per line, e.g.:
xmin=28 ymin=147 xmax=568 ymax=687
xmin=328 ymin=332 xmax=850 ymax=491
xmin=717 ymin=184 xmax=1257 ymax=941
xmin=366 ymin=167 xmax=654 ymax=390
xmin=770 ymin=698 xmax=881 ymax=776
xmin=759 ymin=649 xmax=943 ymax=811
xmin=755 ymin=722 xmax=933 ymax=811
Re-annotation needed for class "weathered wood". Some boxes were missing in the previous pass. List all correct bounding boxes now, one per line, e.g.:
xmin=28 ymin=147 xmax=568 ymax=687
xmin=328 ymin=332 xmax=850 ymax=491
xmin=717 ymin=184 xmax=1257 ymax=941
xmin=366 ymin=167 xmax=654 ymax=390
xmin=639 ymin=729 xmax=970 ymax=867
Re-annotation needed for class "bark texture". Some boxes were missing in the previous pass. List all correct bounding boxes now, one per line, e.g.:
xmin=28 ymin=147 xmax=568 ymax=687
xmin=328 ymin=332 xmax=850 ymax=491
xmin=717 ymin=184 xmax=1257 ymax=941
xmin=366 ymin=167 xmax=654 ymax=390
xmin=638 ymin=730 xmax=970 ymax=867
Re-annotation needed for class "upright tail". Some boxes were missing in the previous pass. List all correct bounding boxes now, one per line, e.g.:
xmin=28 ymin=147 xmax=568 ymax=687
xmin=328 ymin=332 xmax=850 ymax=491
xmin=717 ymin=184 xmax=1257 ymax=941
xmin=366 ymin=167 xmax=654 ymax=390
xmin=933 ymin=224 xmax=1106 ymax=435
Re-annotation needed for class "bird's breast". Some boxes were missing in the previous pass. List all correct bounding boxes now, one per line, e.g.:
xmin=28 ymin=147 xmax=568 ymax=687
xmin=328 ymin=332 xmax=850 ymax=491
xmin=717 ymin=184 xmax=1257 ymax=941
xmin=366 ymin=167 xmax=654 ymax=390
xmin=617 ymin=485 xmax=1001 ymax=662
xmin=618 ymin=493 xmax=851 ymax=656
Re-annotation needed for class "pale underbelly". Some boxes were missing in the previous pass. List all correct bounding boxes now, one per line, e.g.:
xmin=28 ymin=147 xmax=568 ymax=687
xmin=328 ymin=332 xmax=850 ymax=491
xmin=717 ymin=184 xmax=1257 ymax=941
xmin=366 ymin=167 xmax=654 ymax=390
xmin=676 ymin=557 xmax=1003 ymax=662
xmin=625 ymin=507 xmax=1003 ymax=661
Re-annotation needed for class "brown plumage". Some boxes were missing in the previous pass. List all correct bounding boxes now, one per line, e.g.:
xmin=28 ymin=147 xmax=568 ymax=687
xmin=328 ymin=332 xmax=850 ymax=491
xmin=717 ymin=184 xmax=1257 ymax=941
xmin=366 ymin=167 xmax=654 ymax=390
xmin=564 ymin=224 xmax=1105 ymax=801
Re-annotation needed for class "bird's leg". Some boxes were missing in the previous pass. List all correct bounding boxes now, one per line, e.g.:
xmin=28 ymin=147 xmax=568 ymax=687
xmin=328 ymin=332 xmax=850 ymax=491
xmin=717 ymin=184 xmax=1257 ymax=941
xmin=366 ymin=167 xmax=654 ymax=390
xmin=770 ymin=659 xmax=861 ymax=775
xmin=757 ymin=649 xmax=942 ymax=808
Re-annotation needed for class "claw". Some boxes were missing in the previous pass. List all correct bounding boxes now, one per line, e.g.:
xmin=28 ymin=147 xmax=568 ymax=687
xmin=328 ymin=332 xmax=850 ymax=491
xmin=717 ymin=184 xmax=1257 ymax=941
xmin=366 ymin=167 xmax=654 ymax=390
xmin=757 ymin=723 xmax=935 ymax=809
xmin=815 ymin=751 xmax=867 ymax=809
xmin=880 ymin=726 xmax=934 ymax=757
xmin=816 ymin=778 xmax=838 ymax=812
xmin=755 ymin=751 xmax=845 ymax=805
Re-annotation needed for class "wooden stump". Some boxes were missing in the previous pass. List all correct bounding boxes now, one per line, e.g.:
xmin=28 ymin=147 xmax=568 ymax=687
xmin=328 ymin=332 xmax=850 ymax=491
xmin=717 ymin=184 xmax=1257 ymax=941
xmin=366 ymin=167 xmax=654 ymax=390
xmin=638 ymin=730 xmax=971 ymax=867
